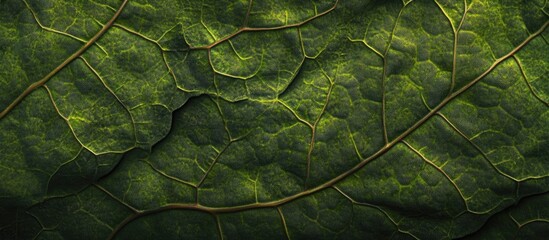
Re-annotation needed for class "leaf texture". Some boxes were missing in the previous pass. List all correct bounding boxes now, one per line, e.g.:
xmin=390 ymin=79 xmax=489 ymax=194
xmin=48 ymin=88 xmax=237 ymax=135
xmin=0 ymin=0 xmax=548 ymax=239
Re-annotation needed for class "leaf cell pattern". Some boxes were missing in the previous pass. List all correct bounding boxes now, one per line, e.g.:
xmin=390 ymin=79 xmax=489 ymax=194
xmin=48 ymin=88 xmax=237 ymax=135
xmin=1 ymin=0 xmax=548 ymax=239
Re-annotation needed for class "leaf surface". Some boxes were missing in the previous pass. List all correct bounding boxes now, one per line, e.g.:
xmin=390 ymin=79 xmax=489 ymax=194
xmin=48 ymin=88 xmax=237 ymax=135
xmin=1 ymin=0 xmax=548 ymax=239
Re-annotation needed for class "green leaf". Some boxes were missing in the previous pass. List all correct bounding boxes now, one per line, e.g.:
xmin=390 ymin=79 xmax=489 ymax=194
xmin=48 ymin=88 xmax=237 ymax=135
xmin=1 ymin=0 xmax=548 ymax=239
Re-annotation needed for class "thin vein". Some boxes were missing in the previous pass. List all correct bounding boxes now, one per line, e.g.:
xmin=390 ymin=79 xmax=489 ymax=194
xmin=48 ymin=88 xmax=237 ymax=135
xmin=305 ymin=61 xmax=337 ymax=186
xmin=277 ymin=100 xmax=313 ymax=128
xmin=434 ymin=0 xmax=456 ymax=32
xmin=79 ymin=56 xmax=138 ymax=144
xmin=347 ymin=37 xmax=384 ymax=59
xmin=215 ymin=214 xmax=224 ymax=240
xmin=22 ymin=0 xmax=88 ymax=44
xmin=21 ymin=0 xmax=108 ymax=55
xmin=43 ymin=85 xmax=98 ymax=155
xmin=277 ymin=207 xmax=291 ymax=240
xmin=449 ymin=0 xmax=469 ymax=95
xmin=297 ymin=27 xmax=310 ymax=59
xmin=143 ymin=160 xmax=197 ymax=188
xmin=114 ymin=23 xmax=158 ymax=44
xmin=190 ymin=0 xmax=338 ymax=50
xmin=347 ymin=123 xmax=364 ymax=160
xmin=381 ymin=5 xmax=406 ymax=144
xmin=277 ymin=51 xmax=306 ymax=96
xmin=197 ymin=143 xmax=232 ymax=188
xmin=243 ymin=0 xmax=254 ymax=27
xmin=93 ymin=183 xmax=140 ymax=213
xmin=332 ymin=186 xmax=420 ymax=239
xmin=516 ymin=218 xmax=549 ymax=228
xmin=435 ymin=113 xmax=519 ymax=182
xmin=45 ymin=147 xmax=84 ymax=196
xmin=402 ymin=141 xmax=471 ymax=212
xmin=208 ymin=46 xmax=264 ymax=80
xmin=512 ymin=55 xmax=548 ymax=106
